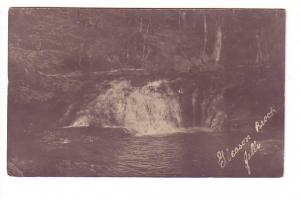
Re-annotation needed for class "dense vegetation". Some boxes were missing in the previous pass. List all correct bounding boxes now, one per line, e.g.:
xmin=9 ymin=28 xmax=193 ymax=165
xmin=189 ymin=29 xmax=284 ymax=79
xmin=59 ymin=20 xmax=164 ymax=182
xmin=8 ymin=8 xmax=285 ymax=134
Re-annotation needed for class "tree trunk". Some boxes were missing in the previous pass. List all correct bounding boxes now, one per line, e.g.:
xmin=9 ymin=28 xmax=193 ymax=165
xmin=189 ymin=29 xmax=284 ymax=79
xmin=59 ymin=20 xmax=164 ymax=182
xmin=202 ymin=14 xmax=208 ymax=55
xmin=201 ymin=14 xmax=208 ymax=64
xmin=212 ymin=24 xmax=222 ymax=64
xmin=255 ymin=30 xmax=263 ymax=64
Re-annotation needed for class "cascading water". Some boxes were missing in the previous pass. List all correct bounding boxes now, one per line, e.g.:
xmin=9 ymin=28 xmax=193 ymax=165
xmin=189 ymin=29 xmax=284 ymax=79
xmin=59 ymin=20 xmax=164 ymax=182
xmin=192 ymin=88 xmax=199 ymax=127
xmin=70 ymin=80 xmax=183 ymax=135
xmin=68 ymin=78 xmax=228 ymax=135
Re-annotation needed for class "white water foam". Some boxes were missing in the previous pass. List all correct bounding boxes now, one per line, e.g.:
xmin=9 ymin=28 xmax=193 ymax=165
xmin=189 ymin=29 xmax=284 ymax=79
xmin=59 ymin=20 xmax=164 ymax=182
xmin=70 ymin=80 xmax=183 ymax=135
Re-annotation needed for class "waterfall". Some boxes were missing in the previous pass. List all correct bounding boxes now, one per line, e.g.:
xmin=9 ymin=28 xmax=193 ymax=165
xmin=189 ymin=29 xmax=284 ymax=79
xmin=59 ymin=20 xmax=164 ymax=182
xmin=70 ymin=80 xmax=183 ymax=135
xmin=68 ymin=78 xmax=228 ymax=135
xmin=192 ymin=88 xmax=199 ymax=127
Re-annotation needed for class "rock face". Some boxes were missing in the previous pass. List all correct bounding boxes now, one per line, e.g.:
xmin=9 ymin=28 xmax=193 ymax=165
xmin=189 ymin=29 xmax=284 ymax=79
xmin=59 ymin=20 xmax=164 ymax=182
xmin=210 ymin=111 xmax=228 ymax=131
xmin=195 ymin=90 xmax=227 ymax=132
xmin=66 ymin=77 xmax=228 ymax=135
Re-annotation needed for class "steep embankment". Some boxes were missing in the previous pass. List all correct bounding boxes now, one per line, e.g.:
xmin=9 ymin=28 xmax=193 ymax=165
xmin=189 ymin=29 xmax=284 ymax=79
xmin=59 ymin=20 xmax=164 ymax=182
xmin=57 ymin=66 xmax=283 ymax=136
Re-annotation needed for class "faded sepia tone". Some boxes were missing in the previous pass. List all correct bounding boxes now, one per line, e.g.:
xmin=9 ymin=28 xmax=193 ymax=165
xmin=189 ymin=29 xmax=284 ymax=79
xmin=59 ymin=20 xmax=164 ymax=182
xmin=8 ymin=8 xmax=284 ymax=177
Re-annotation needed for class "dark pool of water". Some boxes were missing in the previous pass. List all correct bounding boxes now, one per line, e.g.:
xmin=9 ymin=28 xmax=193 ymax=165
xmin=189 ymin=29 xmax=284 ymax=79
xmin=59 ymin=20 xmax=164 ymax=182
xmin=8 ymin=127 xmax=283 ymax=177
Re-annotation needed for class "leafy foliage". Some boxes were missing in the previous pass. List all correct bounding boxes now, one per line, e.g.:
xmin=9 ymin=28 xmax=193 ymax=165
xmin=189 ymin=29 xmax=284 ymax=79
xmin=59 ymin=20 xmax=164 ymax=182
xmin=8 ymin=8 xmax=285 ymax=129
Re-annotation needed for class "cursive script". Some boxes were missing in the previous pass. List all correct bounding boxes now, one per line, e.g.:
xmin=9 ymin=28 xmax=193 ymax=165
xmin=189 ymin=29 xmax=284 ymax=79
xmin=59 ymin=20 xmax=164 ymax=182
xmin=217 ymin=135 xmax=251 ymax=168
xmin=244 ymin=140 xmax=261 ymax=175
xmin=216 ymin=106 xmax=276 ymax=176
xmin=255 ymin=107 xmax=276 ymax=133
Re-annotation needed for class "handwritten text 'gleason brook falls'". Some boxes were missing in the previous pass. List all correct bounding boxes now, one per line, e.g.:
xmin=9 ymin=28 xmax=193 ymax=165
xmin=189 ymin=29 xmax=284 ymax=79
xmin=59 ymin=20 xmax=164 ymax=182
xmin=216 ymin=107 xmax=276 ymax=175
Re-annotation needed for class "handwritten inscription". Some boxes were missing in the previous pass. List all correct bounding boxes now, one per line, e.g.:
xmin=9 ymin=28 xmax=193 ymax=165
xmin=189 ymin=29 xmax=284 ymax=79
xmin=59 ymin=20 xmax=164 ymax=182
xmin=255 ymin=107 xmax=276 ymax=133
xmin=216 ymin=106 xmax=276 ymax=176
xmin=244 ymin=141 xmax=261 ymax=175
xmin=217 ymin=135 xmax=251 ymax=168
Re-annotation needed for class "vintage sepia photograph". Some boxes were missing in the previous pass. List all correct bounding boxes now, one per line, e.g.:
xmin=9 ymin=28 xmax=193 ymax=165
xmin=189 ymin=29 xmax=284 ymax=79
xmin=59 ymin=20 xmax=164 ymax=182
xmin=7 ymin=8 xmax=285 ymax=177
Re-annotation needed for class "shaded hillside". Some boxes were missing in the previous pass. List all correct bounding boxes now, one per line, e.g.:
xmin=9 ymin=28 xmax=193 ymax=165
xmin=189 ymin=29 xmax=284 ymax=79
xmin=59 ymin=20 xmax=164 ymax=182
xmin=9 ymin=8 xmax=284 ymax=74
xmin=8 ymin=8 xmax=285 ymax=134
